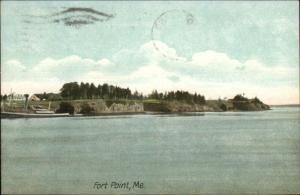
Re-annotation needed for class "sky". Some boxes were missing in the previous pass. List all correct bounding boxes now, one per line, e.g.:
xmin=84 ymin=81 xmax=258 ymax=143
xmin=1 ymin=1 xmax=299 ymax=105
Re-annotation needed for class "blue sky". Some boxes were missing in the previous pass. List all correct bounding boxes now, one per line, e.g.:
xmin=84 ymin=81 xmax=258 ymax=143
xmin=1 ymin=1 xmax=299 ymax=104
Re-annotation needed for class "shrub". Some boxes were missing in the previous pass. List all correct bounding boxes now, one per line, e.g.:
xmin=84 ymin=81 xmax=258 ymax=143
xmin=220 ymin=103 xmax=227 ymax=111
xmin=80 ymin=103 xmax=95 ymax=114
xmin=233 ymin=94 xmax=248 ymax=102
xmin=56 ymin=102 xmax=74 ymax=114
xmin=253 ymin=97 xmax=262 ymax=104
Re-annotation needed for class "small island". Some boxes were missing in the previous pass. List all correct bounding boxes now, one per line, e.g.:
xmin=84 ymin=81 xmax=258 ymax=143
xmin=1 ymin=81 xmax=270 ymax=117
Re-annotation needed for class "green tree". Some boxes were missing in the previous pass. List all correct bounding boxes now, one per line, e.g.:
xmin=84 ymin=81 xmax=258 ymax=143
xmin=79 ymin=82 xmax=88 ymax=99
xmin=60 ymin=82 xmax=80 ymax=100
xmin=102 ymin=83 xmax=109 ymax=99
xmin=97 ymin=84 xmax=102 ymax=98
xmin=233 ymin=94 xmax=248 ymax=102
xmin=88 ymin=83 xmax=97 ymax=99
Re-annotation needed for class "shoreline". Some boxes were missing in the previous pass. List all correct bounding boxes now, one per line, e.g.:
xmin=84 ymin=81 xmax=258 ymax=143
xmin=0 ymin=97 xmax=272 ymax=119
xmin=1 ymin=109 xmax=273 ymax=119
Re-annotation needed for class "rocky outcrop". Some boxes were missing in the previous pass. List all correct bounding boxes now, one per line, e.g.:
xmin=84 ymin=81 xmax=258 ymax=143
xmin=143 ymin=101 xmax=215 ymax=112
xmin=71 ymin=100 xmax=144 ymax=114
xmin=54 ymin=97 xmax=270 ymax=115
xmin=231 ymin=100 xmax=270 ymax=111
xmin=165 ymin=102 xmax=211 ymax=112
xmin=108 ymin=102 xmax=143 ymax=112
xmin=143 ymin=99 xmax=270 ymax=112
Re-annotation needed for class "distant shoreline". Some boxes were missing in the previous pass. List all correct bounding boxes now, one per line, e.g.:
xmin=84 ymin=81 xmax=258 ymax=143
xmin=270 ymin=104 xmax=300 ymax=107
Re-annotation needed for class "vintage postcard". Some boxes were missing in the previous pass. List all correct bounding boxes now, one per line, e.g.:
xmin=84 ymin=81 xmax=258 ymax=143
xmin=1 ymin=1 xmax=299 ymax=194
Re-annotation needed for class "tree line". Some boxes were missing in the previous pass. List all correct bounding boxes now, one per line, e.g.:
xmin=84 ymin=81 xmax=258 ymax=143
xmin=60 ymin=82 xmax=143 ymax=100
xmin=60 ymin=82 xmax=206 ymax=104
xmin=148 ymin=90 xmax=206 ymax=104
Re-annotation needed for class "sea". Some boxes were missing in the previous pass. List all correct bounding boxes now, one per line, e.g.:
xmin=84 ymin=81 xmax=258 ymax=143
xmin=1 ymin=106 xmax=300 ymax=194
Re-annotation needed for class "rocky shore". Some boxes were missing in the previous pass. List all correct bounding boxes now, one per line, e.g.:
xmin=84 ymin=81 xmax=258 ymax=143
xmin=72 ymin=100 xmax=144 ymax=114
xmin=53 ymin=97 xmax=270 ymax=115
xmin=143 ymin=99 xmax=270 ymax=113
xmin=1 ymin=96 xmax=270 ymax=117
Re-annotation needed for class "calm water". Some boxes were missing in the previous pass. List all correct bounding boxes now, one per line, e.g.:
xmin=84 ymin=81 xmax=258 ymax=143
xmin=2 ymin=107 xmax=300 ymax=194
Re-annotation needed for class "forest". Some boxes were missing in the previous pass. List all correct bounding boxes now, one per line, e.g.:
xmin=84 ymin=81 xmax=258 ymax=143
xmin=59 ymin=82 xmax=206 ymax=104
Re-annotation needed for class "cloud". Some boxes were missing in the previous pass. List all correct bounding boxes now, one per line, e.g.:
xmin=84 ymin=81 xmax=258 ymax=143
xmin=4 ymin=60 xmax=26 ymax=70
xmin=1 ymin=40 xmax=298 ymax=104
xmin=2 ymin=60 xmax=27 ymax=81
xmin=109 ymin=41 xmax=186 ymax=74
xmin=31 ymin=55 xmax=111 ymax=80
xmin=130 ymin=64 xmax=170 ymax=79
xmin=168 ymin=75 xmax=180 ymax=82
xmin=191 ymin=50 xmax=240 ymax=67
xmin=140 ymin=40 xmax=186 ymax=62
xmin=180 ymin=50 xmax=296 ymax=84
xmin=97 ymin=58 xmax=111 ymax=66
